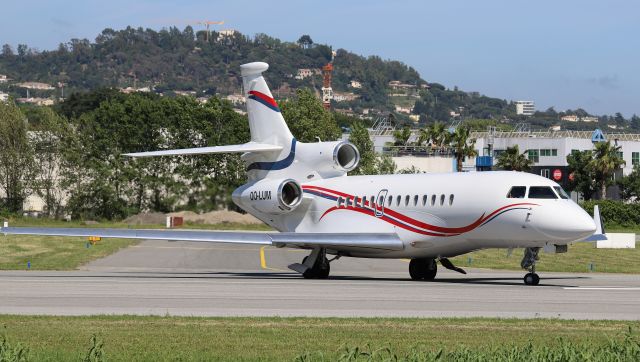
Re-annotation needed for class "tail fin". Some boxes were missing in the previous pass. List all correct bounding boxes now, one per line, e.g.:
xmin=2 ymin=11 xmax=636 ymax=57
xmin=241 ymin=62 xmax=293 ymax=148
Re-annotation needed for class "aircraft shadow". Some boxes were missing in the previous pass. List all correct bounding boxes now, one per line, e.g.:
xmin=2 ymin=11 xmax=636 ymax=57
xmin=4 ymin=270 xmax=588 ymax=287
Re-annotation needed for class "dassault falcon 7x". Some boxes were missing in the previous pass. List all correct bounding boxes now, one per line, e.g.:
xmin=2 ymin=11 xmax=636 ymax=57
xmin=1 ymin=62 xmax=604 ymax=285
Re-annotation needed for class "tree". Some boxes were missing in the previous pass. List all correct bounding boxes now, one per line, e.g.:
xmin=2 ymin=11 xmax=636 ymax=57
xmin=348 ymin=122 xmax=376 ymax=175
xmin=0 ymin=101 xmax=36 ymax=212
xmin=1 ymin=44 xmax=13 ymax=57
xmin=392 ymin=126 xmax=412 ymax=150
xmin=495 ymin=145 xmax=532 ymax=171
xmin=566 ymin=150 xmax=597 ymax=200
xmin=449 ymin=126 xmax=477 ymax=172
xmin=617 ymin=165 xmax=640 ymax=201
xmin=31 ymin=107 xmax=71 ymax=217
xmin=418 ymin=121 xmax=449 ymax=153
xmin=297 ymin=35 xmax=314 ymax=49
xmin=375 ymin=154 xmax=396 ymax=175
xmin=590 ymin=141 xmax=625 ymax=200
xmin=280 ymin=89 xmax=341 ymax=143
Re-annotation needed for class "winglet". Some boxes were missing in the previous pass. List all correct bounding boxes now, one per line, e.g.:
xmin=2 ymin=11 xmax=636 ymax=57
xmin=584 ymin=205 xmax=607 ymax=241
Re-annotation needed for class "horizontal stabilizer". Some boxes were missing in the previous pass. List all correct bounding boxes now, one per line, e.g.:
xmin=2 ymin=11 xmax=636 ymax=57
xmin=124 ymin=142 xmax=282 ymax=158
xmin=1 ymin=227 xmax=403 ymax=251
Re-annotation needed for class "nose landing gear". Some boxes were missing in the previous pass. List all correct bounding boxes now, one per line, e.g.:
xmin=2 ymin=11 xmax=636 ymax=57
xmin=521 ymin=247 xmax=541 ymax=286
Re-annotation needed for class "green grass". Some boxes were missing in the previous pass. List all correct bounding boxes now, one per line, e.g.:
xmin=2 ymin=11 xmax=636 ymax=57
xmin=450 ymin=241 xmax=640 ymax=274
xmin=7 ymin=217 xmax=273 ymax=231
xmin=0 ymin=235 xmax=138 ymax=270
xmin=0 ymin=316 xmax=638 ymax=361
xmin=0 ymin=218 xmax=272 ymax=270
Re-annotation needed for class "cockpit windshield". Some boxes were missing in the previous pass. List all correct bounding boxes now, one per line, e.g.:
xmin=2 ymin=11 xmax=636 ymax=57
xmin=506 ymin=186 xmax=527 ymax=198
xmin=553 ymin=186 xmax=569 ymax=199
xmin=528 ymin=186 xmax=557 ymax=199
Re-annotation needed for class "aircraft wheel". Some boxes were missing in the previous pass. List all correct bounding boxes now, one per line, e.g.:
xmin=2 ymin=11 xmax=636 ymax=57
xmin=317 ymin=263 xmax=330 ymax=279
xmin=524 ymin=272 xmax=540 ymax=286
xmin=409 ymin=259 xmax=425 ymax=280
xmin=423 ymin=262 xmax=437 ymax=281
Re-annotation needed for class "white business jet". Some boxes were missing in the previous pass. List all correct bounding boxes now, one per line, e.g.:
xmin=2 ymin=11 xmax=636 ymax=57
xmin=1 ymin=62 xmax=603 ymax=285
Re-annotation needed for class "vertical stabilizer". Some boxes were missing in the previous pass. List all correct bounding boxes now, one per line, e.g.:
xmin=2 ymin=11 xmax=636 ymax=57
xmin=241 ymin=62 xmax=293 ymax=147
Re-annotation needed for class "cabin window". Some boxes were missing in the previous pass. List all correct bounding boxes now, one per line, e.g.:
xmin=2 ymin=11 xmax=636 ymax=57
xmin=507 ymin=186 xmax=526 ymax=199
xmin=361 ymin=196 xmax=366 ymax=207
xmin=449 ymin=194 xmax=454 ymax=206
xmin=440 ymin=194 xmax=445 ymax=205
xmin=422 ymin=195 xmax=428 ymax=206
xmin=431 ymin=195 xmax=436 ymax=206
xmin=396 ymin=195 xmax=401 ymax=206
xmin=553 ymin=186 xmax=569 ymax=199
xmin=528 ymin=186 xmax=558 ymax=199
xmin=378 ymin=195 xmax=384 ymax=206
xmin=405 ymin=195 xmax=410 ymax=206
xmin=413 ymin=195 xmax=419 ymax=206
xmin=371 ymin=196 xmax=375 ymax=207
xmin=337 ymin=197 xmax=343 ymax=207
xmin=353 ymin=196 xmax=358 ymax=207
xmin=346 ymin=197 xmax=351 ymax=207
xmin=387 ymin=195 xmax=393 ymax=207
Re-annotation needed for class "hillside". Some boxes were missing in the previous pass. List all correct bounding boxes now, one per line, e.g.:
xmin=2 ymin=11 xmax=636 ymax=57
xmin=1 ymin=26 xmax=636 ymax=129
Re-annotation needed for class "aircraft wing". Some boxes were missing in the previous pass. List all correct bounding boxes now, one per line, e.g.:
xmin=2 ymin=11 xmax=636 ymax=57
xmin=124 ymin=142 xmax=282 ymax=158
xmin=0 ymin=227 xmax=404 ymax=251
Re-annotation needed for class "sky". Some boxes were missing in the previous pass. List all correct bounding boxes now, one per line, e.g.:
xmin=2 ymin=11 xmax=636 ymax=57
xmin=2 ymin=0 xmax=639 ymax=116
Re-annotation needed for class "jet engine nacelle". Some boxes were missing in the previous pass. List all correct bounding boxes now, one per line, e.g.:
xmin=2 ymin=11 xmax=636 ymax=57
xmin=233 ymin=178 xmax=303 ymax=215
xmin=297 ymin=141 xmax=360 ymax=178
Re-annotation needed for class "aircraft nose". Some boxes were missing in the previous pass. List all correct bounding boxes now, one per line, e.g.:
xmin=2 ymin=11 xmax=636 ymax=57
xmin=532 ymin=203 xmax=596 ymax=241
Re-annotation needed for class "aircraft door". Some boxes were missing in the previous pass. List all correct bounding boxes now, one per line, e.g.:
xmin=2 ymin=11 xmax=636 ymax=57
xmin=375 ymin=189 xmax=388 ymax=218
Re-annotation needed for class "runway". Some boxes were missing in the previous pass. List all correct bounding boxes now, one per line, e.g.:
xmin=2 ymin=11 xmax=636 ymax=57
xmin=1 ymin=240 xmax=639 ymax=319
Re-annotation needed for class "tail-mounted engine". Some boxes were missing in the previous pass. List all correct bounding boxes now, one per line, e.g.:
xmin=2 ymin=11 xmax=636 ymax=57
xmin=296 ymin=141 xmax=360 ymax=178
xmin=233 ymin=178 xmax=303 ymax=215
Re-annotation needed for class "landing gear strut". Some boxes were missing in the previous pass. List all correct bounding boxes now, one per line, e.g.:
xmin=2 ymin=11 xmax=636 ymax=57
xmin=409 ymin=258 xmax=437 ymax=281
xmin=289 ymin=248 xmax=331 ymax=279
xmin=521 ymin=247 xmax=541 ymax=286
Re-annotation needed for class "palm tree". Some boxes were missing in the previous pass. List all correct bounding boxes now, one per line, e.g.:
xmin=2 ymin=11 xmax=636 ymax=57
xmin=495 ymin=145 xmax=532 ymax=171
xmin=418 ymin=122 xmax=448 ymax=154
xmin=590 ymin=141 xmax=625 ymax=200
xmin=392 ymin=126 xmax=412 ymax=152
xmin=450 ymin=126 xmax=478 ymax=172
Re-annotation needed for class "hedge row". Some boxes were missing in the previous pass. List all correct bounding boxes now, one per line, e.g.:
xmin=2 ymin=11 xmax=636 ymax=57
xmin=581 ymin=200 xmax=640 ymax=228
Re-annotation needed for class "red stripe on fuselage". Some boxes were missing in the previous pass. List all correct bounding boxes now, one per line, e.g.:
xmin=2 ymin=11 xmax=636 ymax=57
xmin=302 ymin=185 xmax=538 ymax=236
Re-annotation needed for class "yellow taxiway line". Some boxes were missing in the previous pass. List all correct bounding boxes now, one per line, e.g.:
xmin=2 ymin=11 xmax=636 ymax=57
xmin=259 ymin=246 xmax=286 ymax=271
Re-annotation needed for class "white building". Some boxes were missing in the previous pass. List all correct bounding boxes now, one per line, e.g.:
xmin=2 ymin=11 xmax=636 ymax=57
xmin=515 ymin=101 xmax=535 ymax=116
xmin=0 ymin=92 xmax=8 ymax=102
xmin=295 ymin=69 xmax=314 ymax=80
xmin=217 ymin=29 xmax=238 ymax=41
xmin=0 ymin=74 xmax=8 ymax=83
xmin=349 ymin=80 xmax=362 ymax=89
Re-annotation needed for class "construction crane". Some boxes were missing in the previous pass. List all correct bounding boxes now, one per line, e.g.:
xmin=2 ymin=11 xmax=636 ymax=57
xmin=193 ymin=20 xmax=225 ymax=42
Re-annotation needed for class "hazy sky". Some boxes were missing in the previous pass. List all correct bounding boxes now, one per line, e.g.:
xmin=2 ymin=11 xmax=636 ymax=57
xmin=2 ymin=0 xmax=638 ymax=116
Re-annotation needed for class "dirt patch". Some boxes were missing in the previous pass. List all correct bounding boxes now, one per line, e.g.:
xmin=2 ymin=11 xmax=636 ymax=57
xmin=124 ymin=211 xmax=262 ymax=225
xmin=167 ymin=210 xmax=262 ymax=225
xmin=123 ymin=212 xmax=166 ymax=225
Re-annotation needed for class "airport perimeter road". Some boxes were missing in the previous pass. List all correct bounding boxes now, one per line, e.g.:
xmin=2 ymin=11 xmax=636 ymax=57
xmin=0 ymin=240 xmax=639 ymax=319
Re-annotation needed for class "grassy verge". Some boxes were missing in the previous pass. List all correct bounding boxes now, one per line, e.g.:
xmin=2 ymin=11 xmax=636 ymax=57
xmin=0 ymin=235 xmax=137 ymax=270
xmin=0 ymin=218 xmax=271 ymax=270
xmin=0 ymin=316 xmax=638 ymax=361
xmin=450 ymin=241 xmax=640 ymax=274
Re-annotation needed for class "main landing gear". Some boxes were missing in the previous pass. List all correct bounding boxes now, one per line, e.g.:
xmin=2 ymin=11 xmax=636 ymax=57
xmin=288 ymin=248 xmax=332 ymax=279
xmin=521 ymin=247 xmax=541 ymax=286
xmin=408 ymin=257 xmax=466 ymax=281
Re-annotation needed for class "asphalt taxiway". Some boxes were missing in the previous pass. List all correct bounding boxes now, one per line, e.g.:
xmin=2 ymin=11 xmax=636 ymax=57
xmin=0 ymin=240 xmax=638 ymax=319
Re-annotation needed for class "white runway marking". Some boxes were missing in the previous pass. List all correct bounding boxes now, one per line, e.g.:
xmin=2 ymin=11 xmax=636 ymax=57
xmin=563 ymin=287 xmax=640 ymax=291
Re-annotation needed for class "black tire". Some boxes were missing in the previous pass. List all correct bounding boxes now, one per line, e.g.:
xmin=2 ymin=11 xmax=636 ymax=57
xmin=317 ymin=263 xmax=330 ymax=279
xmin=524 ymin=273 xmax=540 ymax=286
xmin=423 ymin=261 xmax=437 ymax=281
xmin=409 ymin=259 xmax=425 ymax=280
